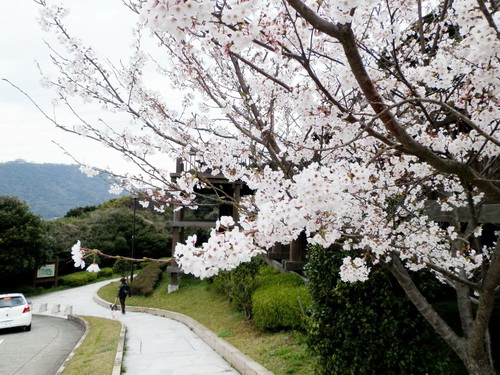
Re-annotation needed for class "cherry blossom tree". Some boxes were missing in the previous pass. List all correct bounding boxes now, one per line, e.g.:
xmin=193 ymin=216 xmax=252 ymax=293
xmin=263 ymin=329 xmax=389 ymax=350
xmin=31 ymin=0 xmax=499 ymax=373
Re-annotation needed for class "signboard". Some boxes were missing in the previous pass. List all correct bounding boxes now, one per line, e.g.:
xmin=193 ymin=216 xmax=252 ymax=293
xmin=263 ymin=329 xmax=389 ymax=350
xmin=34 ymin=259 xmax=59 ymax=287
xmin=37 ymin=264 xmax=56 ymax=278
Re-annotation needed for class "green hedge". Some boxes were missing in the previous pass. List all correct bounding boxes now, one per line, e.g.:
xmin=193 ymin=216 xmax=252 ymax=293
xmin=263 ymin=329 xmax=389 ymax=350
xmin=255 ymin=269 xmax=304 ymax=289
xmin=130 ymin=263 xmax=163 ymax=296
xmin=112 ymin=259 xmax=131 ymax=276
xmin=97 ymin=267 xmax=113 ymax=278
xmin=59 ymin=271 xmax=98 ymax=287
xmin=305 ymin=244 xmax=451 ymax=375
xmin=212 ymin=256 xmax=264 ymax=318
xmin=252 ymin=274 xmax=311 ymax=332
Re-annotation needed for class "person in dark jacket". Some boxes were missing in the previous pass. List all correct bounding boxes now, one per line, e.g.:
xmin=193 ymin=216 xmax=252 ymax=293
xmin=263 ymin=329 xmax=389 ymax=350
xmin=116 ymin=277 xmax=130 ymax=314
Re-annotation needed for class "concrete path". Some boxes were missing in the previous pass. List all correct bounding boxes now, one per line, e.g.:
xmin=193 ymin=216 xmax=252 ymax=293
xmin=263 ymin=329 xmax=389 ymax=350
xmin=29 ymin=280 xmax=241 ymax=375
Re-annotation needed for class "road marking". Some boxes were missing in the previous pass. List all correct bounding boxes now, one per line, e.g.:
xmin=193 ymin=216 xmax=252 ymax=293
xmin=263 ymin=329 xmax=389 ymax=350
xmin=0 ymin=339 xmax=4 ymax=345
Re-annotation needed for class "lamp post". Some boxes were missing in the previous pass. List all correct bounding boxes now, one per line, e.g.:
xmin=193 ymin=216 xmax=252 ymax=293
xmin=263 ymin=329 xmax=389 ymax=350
xmin=130 ymin=196 xmax=137 ymax=283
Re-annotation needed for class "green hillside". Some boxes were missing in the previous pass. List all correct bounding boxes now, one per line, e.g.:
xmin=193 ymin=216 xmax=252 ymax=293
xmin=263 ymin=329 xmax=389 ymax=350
xmin=0 ymin=160 xmax=125 ymax=219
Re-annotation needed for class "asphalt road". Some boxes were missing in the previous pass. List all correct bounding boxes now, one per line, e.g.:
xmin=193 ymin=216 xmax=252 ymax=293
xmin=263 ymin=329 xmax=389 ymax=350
xmin=0 ymin=314 xmax=85 ymax=375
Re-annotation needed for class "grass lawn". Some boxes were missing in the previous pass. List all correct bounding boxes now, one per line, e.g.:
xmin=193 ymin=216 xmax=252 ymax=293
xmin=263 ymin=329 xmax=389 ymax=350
xmin=61 ymin=315 xmax=122 ymax=375
xmin=98 ymin=273 xmax=315 ymax=375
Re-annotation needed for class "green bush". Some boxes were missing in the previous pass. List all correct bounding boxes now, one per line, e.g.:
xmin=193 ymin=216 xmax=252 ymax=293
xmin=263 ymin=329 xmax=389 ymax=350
xmin=255 ymin=263 xmax=281 ymax=277
xmin=97 ymin=267 xmax=113 ymax=278
xmin=14 ymin=285 xmax=44 ymax=297
xmin=138 ymin=261 xmax=150 ymax=269
xmin=112 ymin=259 xmax=131 ymax=276
xmin=255 ymin=268 xmax=304 ymax=289
xmin=212 ymin=256 xmax=264 ymax=318
xmin=59 ymin=271 xmax=98 ymax=287
xmin=305 ymin=244 xmax=451 ymax=375
xmin=252 ymin=281 xmax=311 ymax=332
xmin=137 ymin=261 xmax=169 ymax=270
xmin=158 ymin=261 xmax=169 ymax=272
xmin=130 ymin=263 xmax=163 ymax=296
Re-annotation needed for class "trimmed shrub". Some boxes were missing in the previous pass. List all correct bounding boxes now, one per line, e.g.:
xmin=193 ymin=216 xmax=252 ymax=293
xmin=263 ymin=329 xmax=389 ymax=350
xmin=59 ymin=271 xmax=98 ymax=287
xmin=255 ymin=268 xmax=304 ymax=290
xmin=212 ymin=255 xmax=264 ymax=318
xmin=130 ymin=263 xmax=163 ymax=296
xmin=252 ymin=271 xmax=310 ymax=331
xmin=252 ymin=281 xmax=311 ymax=332
xmin=136 ymin=261 xmax=169 ymax=270
xmin=112 ymin=259 xmax=131 ymax=276
xmin=255 ymin=263 xmax=281 ymax=277
xmin=97 ymin=267 xmax=113 ymax=278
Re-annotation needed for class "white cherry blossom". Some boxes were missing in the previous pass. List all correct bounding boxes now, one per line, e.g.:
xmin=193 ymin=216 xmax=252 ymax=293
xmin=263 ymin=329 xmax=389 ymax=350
xmin=71 ymin=240 xmax=86 ymax=269
xmin=37 ymin=1 xmax=499 ymax=372
xmin=86 ymin=263 xmax=101 ymax=273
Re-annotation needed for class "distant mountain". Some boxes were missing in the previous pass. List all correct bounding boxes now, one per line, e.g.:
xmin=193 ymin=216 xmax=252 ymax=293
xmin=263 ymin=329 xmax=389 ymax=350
xmin=0 ymin=160 xmax=125 ymax=219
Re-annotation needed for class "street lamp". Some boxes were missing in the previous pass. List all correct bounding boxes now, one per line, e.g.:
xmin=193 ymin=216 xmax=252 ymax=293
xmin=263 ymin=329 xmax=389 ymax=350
xmin=130 ymin=195 xmax=137 ymax=283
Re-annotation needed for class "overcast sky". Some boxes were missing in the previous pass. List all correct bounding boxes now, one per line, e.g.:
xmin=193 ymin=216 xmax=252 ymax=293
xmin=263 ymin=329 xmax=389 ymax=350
xmin=0 ymin=0 xmax=167 ymax=174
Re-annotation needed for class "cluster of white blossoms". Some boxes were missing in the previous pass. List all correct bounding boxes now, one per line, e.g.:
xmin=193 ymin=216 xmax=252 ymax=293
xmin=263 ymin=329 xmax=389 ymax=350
xmin=86 ymin=263 xmax=101 ymax=273
xmin=175 ymin=216 xmax=265 ymax=279
xmin=71 ymin=240 xmax=86 ymax=269
xmin=71 ymin=240 xmax=101 ymax=272
xmin=339 ymin=256 xmax=370 ymax=283
xmin=79 ymin=165 xmax=100 ymax=178
xmin=170 ymin=148 xmax=489 ymax=282
xmin=43 ymin=0 xmax=496 ymax=285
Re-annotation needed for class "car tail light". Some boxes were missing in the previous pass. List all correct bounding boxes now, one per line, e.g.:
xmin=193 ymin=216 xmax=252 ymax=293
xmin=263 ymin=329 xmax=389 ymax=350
xmin=22 ymin=305 xmax=31 ymax=314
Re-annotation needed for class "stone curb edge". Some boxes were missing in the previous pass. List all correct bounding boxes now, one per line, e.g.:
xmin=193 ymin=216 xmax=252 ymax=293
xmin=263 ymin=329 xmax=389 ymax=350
xmin=113 ymin=322 xmax=127 ymax=375
xmin=54 ymin=315 xmax=89 ymax=375
xmin=93 ymin=294 xmax=274 ymax=375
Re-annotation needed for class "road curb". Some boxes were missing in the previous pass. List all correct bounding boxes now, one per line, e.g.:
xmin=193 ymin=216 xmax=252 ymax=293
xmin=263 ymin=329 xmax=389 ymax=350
xmin=113 ymin=322 xmax=127 ymax=375
xmin=54 ymin=315 xmax=90 ymax=375
xmin=93 ymin=293 xmax=274 ymax=375
xmin=40 ymin=313 xmax=126 ymax=375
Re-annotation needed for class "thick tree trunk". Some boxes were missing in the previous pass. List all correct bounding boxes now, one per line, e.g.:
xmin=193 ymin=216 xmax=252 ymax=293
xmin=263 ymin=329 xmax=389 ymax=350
xmin=468 ymin=240 xmax=500 ymax=371
xmin=462 ymin=354 xmax=496 ymax=375
xmin=386 ymin=255 xmax=497 ymax=375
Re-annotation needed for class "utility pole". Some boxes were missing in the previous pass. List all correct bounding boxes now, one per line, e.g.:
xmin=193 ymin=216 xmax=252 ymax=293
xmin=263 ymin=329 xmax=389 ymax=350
xmin=130 ymin=196 xmax=137 ymax=283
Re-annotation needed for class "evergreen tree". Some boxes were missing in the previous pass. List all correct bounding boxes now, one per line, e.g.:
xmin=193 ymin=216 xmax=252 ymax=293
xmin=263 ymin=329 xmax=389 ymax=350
xmin=0 ymin=196 xmax=52 ymax=278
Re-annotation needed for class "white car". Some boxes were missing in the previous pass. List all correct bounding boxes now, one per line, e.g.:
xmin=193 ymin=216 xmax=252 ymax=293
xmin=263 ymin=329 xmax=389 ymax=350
xmin=0 ymin=293 xmax=32 ymax=331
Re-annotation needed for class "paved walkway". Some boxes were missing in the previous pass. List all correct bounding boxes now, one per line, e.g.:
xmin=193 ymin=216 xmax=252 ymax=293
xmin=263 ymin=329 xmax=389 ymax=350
xmin=29 ymin=280 xmax=243 ymax=375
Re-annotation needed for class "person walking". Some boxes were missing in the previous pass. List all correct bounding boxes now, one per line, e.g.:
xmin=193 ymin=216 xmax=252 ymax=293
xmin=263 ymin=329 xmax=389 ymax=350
xmin=116 ymin=277 xmax=131 ymax=314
